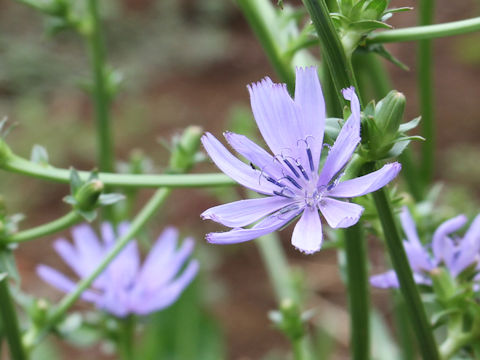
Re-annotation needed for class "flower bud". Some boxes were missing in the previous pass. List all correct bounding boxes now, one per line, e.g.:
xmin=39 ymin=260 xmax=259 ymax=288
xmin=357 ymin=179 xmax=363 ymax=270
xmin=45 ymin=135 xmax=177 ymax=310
xmin=375 ymin=90 xmax=406 ymax=141
xmin=28 ymin=298 xmax=50 ymax=327
xmin=74 ymin=179 xmax=104 ymax=212
xmin=168 ymin=126 xmax=203 ymax=173
xmin=430 ymin=267 xmax=456 ymax=304
xmin=269 ymin=299 xmax=305 ymax=341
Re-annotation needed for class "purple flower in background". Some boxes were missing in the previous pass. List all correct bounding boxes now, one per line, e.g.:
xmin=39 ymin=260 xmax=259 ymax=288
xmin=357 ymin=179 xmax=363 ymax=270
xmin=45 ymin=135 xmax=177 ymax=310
xmin=201 ymin=67 xmax=401 ymax=254
xmin=370 ymin=207 xmax=480 ymax=289
xmin=37 ymin=224 xmax=199 ymax=317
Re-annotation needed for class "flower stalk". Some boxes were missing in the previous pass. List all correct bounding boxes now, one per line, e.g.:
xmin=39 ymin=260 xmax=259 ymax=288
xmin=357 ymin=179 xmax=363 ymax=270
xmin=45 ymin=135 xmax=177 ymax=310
xmin=0 ymin=272 xmax=27 ymax=360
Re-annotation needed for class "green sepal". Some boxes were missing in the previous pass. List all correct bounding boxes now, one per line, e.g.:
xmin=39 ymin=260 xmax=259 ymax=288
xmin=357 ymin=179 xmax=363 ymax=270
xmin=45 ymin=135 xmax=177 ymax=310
xmin=269 ymin=299 xmax=306 ymax=341
xmin=399 ymin=116 xmax=422 ymax=133
xmin=349 ymin=19 xmax=392 ymax=33
xmin=77 ymin=209 xmax=97 ymax=223
xmin=431 ymin=308 xmax=461 ymax=329
xmin=69 ymin=168 xmax=83 ymax=195
xmin=366 ymin=44 xmax=409 ymax=70
xmin=98 ymin=193 xmax=125 ymax=206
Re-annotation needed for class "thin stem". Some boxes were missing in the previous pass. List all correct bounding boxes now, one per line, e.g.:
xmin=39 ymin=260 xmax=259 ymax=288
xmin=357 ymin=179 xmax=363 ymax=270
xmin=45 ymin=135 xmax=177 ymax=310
xmin=86 ymin=0 xmax=114 ymax=174
xmin=366 ymin=17 xmax=480 ymax=44
xmin=118 ymin=315 xmax=135 ymax=360
xmin=292 ymin=338 xmax=305 ymax=360
xmin=236 ymin=0 xmax=295 ymax=91
xmin=0 ymin=273 xmax=27 ymax=360
xmin=418 ymin=0 xmax=435 ymax=186
xmin=31 ymin=188 xmax=171 ymax=344
xmin=344 ymin=224 xmax=369 ymax=360
xmin=367 ymin=162 xmax=440 ymax=360
xmin=4 ymin=211 xmax=82 ymax=244
xmin=3 ymin=155 xmax=234 ymax=188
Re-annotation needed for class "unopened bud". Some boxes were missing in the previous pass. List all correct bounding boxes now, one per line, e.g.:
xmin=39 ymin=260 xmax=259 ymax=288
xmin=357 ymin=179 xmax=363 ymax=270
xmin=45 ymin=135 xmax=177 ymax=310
xmin=169 ymin=126 xmax=203 ymax=173
xmin=430 ymin=267 xmax=456 ymax=303
xmin=75 ymin=179 xmax=104 ymax=211
xmin=375 ymin=91 xmax=406 ymax=139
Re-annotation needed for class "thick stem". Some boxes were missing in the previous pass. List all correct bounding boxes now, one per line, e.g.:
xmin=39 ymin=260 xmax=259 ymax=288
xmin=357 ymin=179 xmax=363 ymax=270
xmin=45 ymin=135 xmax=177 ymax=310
xmin=366 ymin=17 xmax=480 ymax=44
xmin=3 ymin=155 xmax=234 ymax=188
xmin=344 ymin=224 xmax=369 ymax=360
xmin=118 ymin=315 xmax=135 ymax=360
xmin=86 ymin=0 xmax=114 ymax=174
xmin=367 ymin=162 xmax=440 ymax=360
xmin=236 ymin=0 xmax=296 ymax=91
xmin=4 ymin=211 xmax=82 ymax=244
xmin=0 ymin=273 xmax=27 ymax=360
xmin=418 ymin=0 xmax=435 ymax=186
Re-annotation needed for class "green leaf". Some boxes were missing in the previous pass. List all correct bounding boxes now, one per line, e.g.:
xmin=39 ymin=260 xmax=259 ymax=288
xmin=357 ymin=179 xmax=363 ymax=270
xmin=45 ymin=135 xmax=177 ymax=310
xmin=399 ymin=116 xmax=421 ymax=133
xmin=62 ymin=195 xmax=76 ymax=206
xmin=77 ymin=209 xmax=97 ymax=222
xmin=385 ymin=140 xmax=410 ymax=159
xmin=30 ymin=145 xmax=49 ymax=166
xmin=98 ymin=193 xmax=125 ymax=206
xmin=368 ymin=44 xmax=409 ymax=70
xmin=350 ymin=19 xmax=392 ymax=33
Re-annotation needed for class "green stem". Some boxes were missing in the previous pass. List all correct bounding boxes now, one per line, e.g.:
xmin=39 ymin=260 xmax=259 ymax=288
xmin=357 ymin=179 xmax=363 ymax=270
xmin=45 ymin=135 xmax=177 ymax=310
xmin=32 ymin=188 xmax=171 ymax=344
xmin=344 ymin=224 xmax=369 ymax=360
xmin=0 ymin=273 xmax=27 ymax=360
xmin=292 ymin=337 xmax=305 ymax=360
xmin=4 ymin=211 xmax=82 ymax=244
xmin=256 ymin=233 xmax=299 ymax=304
xmin=118 ymin=315 xmax=135 ymax=360
xmin=366 ymin=17 xmax=480 ymax=44
xmin=418 ymin=0 xmax=435 ymax=186
xmin=86 ymin=0 xmax=114 ymax=174
xmin=236 ymin=0 xmax=296 ymax=91
xmin=3 ymin=155 xmax=234 ymax=188
xmin=302 ymin=0 xmax=354 ymax=105
xmin=367 ymin=162 xmax=440 ymax=360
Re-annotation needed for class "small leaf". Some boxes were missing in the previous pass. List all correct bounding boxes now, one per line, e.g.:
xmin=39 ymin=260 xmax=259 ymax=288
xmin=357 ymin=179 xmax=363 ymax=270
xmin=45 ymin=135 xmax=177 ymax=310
xmin=77 ymin=209 xmax=96 ymax=222
xmin=98 ymin=193 xmax=125 ymax=206
xmin=431 ymin=308 xmax=461 ymax=329
xmin=350 ymin=20 xmax=392 ymax=33
xmin=399 ymin=116 xmax=421 ymax=133
xmin=368 ymin=44 xmax=409 ymax=71
xmin=62 ymin=195 xmax=76 ymax=205
xmin=69 ymin=168 xmax=83 ymax=195
xmin=30 ymin=145 xmax=49 ymax=166
xmin=385 ymin=139 xmax=410 ymax=159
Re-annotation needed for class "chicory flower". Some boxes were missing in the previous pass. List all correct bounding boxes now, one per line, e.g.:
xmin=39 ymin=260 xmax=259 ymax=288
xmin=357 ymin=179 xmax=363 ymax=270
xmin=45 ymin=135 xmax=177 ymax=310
xmin=370 ymin=207 xmax=480 ymax=288
xmin=201 ymin=67 xmax=401 ymax=254
xmin=37 ymin=224 xmax=199 ymax=317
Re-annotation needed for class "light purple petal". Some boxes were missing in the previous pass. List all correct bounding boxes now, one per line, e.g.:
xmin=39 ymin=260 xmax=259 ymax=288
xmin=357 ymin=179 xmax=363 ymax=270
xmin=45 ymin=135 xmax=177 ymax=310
xmin=101 ymin=222 xmax=115 ymax=245
xmin=317 ymin=88 xmax=361 ymax=186
xmin=247 ymin=78 xmax=303 ymax=158
xmin=132 ymin=260 xmax=199 ymax=315
xmin=327 ymin=163 xmax=401 ymax=198
xmin=319 ymin=198 xmax=364 ymax=228
xmin=400 ymin=207 xmax=422 ymax=247
xmin=403 ymin=241 xmax=434 ymax=273
xmin=294 ymin=67 xmax=326 ymax=171
xmin=201 ymin=132 xmax=278 ymax=195
xmin=37 ymin=265 xmax=99 ymax=302
xmin=224 ymin=131 xmax=283 ymax=179
xmin=105 ymin=241 xmax=140 ymax=291
xmin=432 ymin=215 xmax=467 ymax=265
xmin=291 ymin=207 xmax=322 ymax=254
xmin=206 ymin=206 xmax=301 ymax=244
xmin=464 ymin=214 xmax=480 ymax=252
xmin=53 ymin=238 xmax=84 ymax=277
xmin=370 ymin=270 xmax=399 ymax=289
xmin=201 ymin=196 xmax=293 ymax=228
xmin=71 ymin=224 xmax=104 ymax=275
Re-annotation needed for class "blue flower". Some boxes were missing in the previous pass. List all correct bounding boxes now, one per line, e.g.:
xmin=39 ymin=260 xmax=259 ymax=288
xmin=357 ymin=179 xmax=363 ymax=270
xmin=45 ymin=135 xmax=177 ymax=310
xmin=371 ymin=207 xmax=480 ymax=288
xmin=37 ymin=224 xmax=199 ymax=317
xmin=201 ymin=67 xmax=401 ymax=254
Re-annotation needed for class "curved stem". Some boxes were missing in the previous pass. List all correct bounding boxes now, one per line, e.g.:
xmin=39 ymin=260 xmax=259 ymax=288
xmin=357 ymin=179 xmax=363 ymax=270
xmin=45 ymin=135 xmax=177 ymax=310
xmin=86 ymin=0 xmax=114 ymax=174
xmin=0 ymin=273 xmax=27 ymax=360
xmin=418 ymin=0 xmax=435 ymax=186
xmin=4 ymin=211 xmax=82 ymax=244
xmin=118 ymin=315 xmax=135 ymax=360
xmin=366 ymin=17 xmax=480 ymax=44
xmin=3 ymin=155 xmax=234 ymax=188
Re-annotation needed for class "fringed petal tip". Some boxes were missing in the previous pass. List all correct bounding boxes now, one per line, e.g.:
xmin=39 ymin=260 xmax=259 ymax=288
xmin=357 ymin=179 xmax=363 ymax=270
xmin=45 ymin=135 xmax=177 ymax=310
xmin=292 ymin=243 xmax=322 ymax=255
xmin=247 ymin=76 xmax=274 ymax=92
xmin=295 ymin=65 xmax=318 ymax=74
xmin=341 ymin=86 xmax=356 ymax=100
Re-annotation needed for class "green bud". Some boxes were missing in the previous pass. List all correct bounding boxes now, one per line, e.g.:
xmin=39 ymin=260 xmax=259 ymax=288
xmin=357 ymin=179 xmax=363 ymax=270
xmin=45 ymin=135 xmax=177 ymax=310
xmin=28 ymin=298 xmax=50 ymax=326
xmin=374 ymin=90 xmax=406 ymax=139
xmin=74 ymin=179 xmax=104 ymax=211
xmin=269 ymin=299 xmax=305 ymax=341
xmin=168 ymin=126 xmax=203 ymax=173
xmin=430 ymin=267 xmax=457 ymax=304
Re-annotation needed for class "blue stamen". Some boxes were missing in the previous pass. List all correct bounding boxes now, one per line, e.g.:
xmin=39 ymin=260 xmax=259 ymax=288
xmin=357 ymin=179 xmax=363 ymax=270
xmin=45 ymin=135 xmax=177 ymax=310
xmin=285 ymin=175 xmax=302 ymax=190
xmin=273 ymin=190 xmax=293 ymax=198
xmin=306 ymin=148 xmax=314 ymax=171
xmin=283 ymin=159 xmax=300 ymax=178
xmin=296 ymin=162 xmax=309 ymax=181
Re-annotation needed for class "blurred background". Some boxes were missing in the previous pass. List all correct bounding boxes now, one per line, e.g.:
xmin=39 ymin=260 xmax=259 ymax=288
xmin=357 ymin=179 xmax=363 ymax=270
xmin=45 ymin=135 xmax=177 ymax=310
xmin=0 ymin=0 xmax=480 ymax=358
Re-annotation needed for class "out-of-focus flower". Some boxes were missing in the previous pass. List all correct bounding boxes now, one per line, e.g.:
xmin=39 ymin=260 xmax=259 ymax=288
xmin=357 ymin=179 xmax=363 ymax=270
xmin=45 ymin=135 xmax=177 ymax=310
xmin=371 ymin=207 xmax=480 ymax=288
xmin=37 ymin=224 xmax=199 ymax=317
xmin=201 ymin=67 xmax=400 ymax=254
